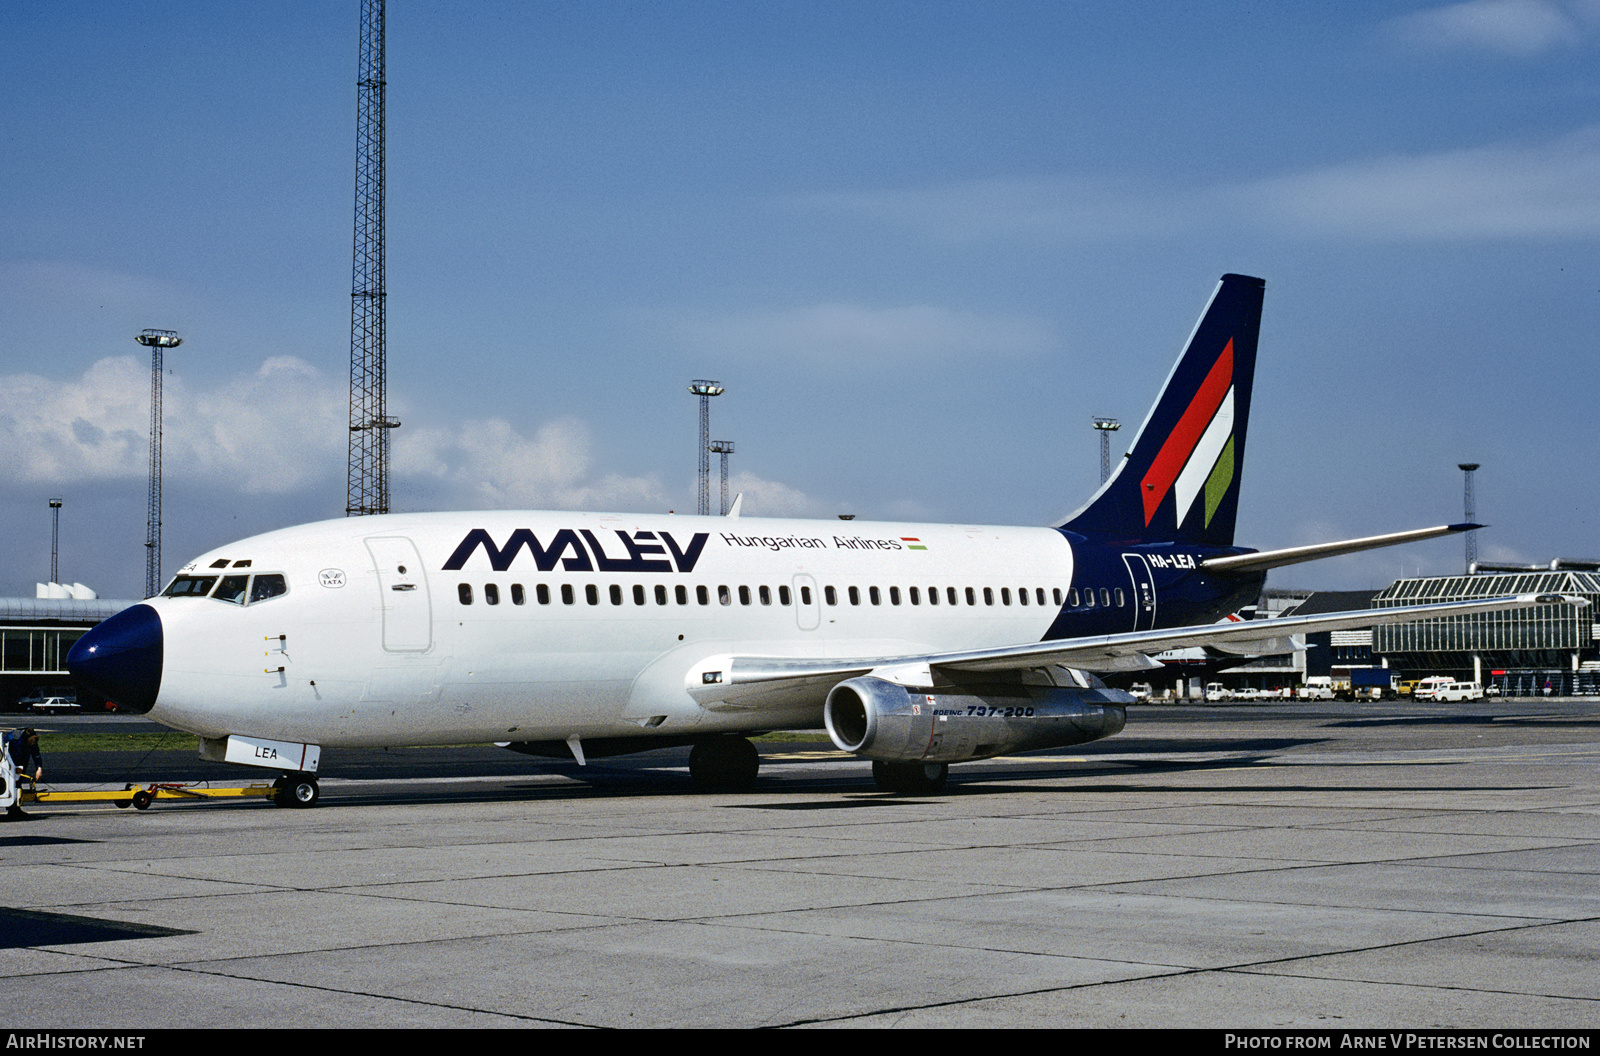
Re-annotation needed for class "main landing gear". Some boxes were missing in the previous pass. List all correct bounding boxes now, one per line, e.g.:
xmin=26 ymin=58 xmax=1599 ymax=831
xmin=272 ymin=772 xmax=320 ymax=808
xmin=688 ymin=736 xmax=760 ymax=792
xmin=872 ymin=760 xmax=948 ymax=795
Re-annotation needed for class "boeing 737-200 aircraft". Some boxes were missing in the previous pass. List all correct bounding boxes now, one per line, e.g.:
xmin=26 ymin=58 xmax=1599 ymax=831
xmin=68 ymin=275 xmax=1566 ymax=805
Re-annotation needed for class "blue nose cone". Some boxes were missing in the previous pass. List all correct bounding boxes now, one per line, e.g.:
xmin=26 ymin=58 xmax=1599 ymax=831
xmin=68 ymin=604 xmax=164 ymax=714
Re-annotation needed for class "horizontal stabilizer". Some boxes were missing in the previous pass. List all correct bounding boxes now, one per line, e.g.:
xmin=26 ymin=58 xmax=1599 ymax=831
xmin=1201 ymin=524 xmax=1481 ymax=574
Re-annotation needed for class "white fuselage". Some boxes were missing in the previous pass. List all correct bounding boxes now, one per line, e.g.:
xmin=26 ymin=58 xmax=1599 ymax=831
xmin=149 ymin=511 xmax=1080 ymax=747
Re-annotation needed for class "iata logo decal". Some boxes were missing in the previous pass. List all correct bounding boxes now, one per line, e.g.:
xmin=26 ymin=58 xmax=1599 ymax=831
xmin=318 ymin=569 xmax=347 ymax=588
xmin=443 ymin=529 xmax=709 ymax=573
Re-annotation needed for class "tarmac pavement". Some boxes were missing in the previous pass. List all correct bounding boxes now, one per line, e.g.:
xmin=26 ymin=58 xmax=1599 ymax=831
xmin=3 ymin=699 xmax=1597 ymax=1028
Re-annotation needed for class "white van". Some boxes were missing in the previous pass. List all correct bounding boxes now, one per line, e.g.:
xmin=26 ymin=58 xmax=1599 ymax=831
xmin=1414 ymin=678 xmax=1483 ymax=702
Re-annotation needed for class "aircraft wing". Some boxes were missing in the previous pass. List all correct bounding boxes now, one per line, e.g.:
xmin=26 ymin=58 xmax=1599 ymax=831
xmin=688 ymin=593 xmax=1575 ymax=710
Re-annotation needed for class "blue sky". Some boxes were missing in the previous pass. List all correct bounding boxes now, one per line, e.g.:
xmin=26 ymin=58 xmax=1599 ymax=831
xmin=3 ymin=0 xmax=1599 ymax=599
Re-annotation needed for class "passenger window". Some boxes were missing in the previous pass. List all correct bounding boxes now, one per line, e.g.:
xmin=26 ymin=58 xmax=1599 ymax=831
xmin=609 ymin=584 xmax=623 ymax=605
xmin=458 ymin=584 xmax=473 ymax=605
xmin=1053 ymin=588 xmax=1062 ymax=606
xmin=795 ymin=586 xmax=807 ymax=605
xmin=965 ymin=587 xmax=975 ymax=605
xmin=250 ymin=574 xmax=287 ymax=603
xmin=511 ymin=584 xmax=525 ymax=605
xmin=485 ymin=584 xmax=500 ymax=605
xmin=697 ymin=585 xmax=709 ymax=605
xmin=656 ymin=585 xmax=668 ymax=605
xmin=719 ymin=585 xmax=732 ymax=606
xmin=214 ymin=576 xmax=249 ymax=604
xmin=781 ymin=585 xmax=793 ymax=606
xmin=889 ymin=586 xmax=900 ymax=605
xmin=1037 ymin=588 xmax=1046 ymax=606
xmin=1083 ymin=589 xmax=1094 ymax=608
xmin=849 ymin=586 xmax=860 ymax=606
xmin=984 ymin=588 xmax=994 ymax=606
xmin=561 ymin=584 xmax=574 ymax=605
xmin=1100 ymin=588 xmax=1111 ymax=607
xmin=676 ymin=585 xmax=688 ymax=605
xmin=738 ymin=585 xmax=751 ymax=605
xmin=869 ymin=586 xmax=881 ymax=605
xmin=1018 ymin=588 xmax=1028 ymax=606
xmin=537 ymin=584 xmax=550 ymax=605
xmin=759 ymin=585 xmax=771 ymax=605
xmin=634 ymin=585 xmax=647 ymax=605
xmin=1115 ymin=588 xmax=1125 ymax=607
xmin=825 ymin=586 xmax=837 ymax=605
xmin=586 ymin=584 xmax=599 ymax=605
xmin=948 ymin=587 xmax=958 ymax=605
xmin=909 ymin=587 xmax=920 ymax=605
xmin=926 ymin=586 xmax=937 ymax=606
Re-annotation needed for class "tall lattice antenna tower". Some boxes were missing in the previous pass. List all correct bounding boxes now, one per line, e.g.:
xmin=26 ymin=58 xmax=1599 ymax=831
xmin=347 ymin=0 xmax=398 ymax=515
xmin=1459 ymin=462 xmax=1480 ymax=572
xmin=689 ymin=380 xmax=724 ymax=515
xmin=137 ymin=329 xmax=182 ymax=597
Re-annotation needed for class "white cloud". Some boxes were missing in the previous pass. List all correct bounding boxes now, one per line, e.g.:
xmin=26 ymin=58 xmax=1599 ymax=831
xmin=0 ymin=358 xmax=671 ymax=512
xmin=393 ymin=416 xmax=666 ymax=511
xmin=0 ymin=355 xmax=344 ymax=493
xmin=1383 ymin=0 xmax=1589 ymax=57
xmin=0 ymin=260 xmax=180 ymax=315
xmin=1243 ymin=125 xmax=1600 ymax=239
xmin=721 ymin=471 xmax=832 ymax=519
xmin=676 ymin=301 xmax=1052 ymax=364
xmin=801 ymin=126 xmax=1600 ymax=244
xmin=795 ymin=177 xmax=1196 ymax=244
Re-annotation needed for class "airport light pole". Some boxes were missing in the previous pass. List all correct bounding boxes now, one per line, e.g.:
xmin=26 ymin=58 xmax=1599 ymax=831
xmin=689 ymin=380 xmax=724 ymax=515
xmin=1460 ymin=463 xmax=1480 ymax=573
xmin=49 ymin=498 xmax=61 ymax=585
xmin=138 ymin=329 xmax=183 ymax=598
xmin=1092 ymin=417 xmax=1121 ymax=484
xmin=710 ymin=440 xmax=734 ymax=515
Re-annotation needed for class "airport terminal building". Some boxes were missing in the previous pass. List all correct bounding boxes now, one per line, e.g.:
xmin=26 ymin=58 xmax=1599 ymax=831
xmin=1370 ymin=566 xmax=1600 ymax=696
xmin=1215 ymin=564 xmax=1600 ymax=698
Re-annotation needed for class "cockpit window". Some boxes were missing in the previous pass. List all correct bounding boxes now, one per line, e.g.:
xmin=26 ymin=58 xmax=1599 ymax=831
xmin=214 ymin=575 xmax=250 ymax=605
xmin=163 ymin=572 xmax=287 ymax=605
xmin=249 ymin=574 xmax=288 ymax=604
xmin=164 ymin=575 xmax=219 ymax=597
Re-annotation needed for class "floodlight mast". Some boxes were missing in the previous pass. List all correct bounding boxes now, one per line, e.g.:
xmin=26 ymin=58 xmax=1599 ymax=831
xmin=49 ymin=498 xmax=62 ymax=586
xmin=710 ymin=440 xmax=735 ymax=515
xmin=1092 ymin=417 xmax=1121 ymax=484
xmin=1460 ymin=463 xmax=1480 ymax=572
xmin=137 ymin=329 xmax=182 ymax=598
xmin=689 ymin=380 xmax=724 ymax=515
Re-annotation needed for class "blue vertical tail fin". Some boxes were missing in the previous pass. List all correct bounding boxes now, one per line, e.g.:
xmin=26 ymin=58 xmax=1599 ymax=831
xmin=1059 ymin=274 xmax=1265 ymax=546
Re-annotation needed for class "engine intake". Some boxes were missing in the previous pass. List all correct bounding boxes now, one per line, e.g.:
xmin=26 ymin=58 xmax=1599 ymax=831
xmin=823 ymin=675 xmax=1126 ymax=764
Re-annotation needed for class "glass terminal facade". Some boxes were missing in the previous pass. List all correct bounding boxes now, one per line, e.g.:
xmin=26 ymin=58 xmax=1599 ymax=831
xmin=1372 ymin=571 xmax=1600 ymax=694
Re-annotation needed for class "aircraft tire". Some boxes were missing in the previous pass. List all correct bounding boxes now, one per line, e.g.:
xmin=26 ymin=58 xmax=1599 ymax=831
xmin=688 ymin=737 xmax=760 ymax=792
xmin=872 ymin=760 xmax=948 ymax=795
xmin=273 ymin=773 xmax=320 ymax=809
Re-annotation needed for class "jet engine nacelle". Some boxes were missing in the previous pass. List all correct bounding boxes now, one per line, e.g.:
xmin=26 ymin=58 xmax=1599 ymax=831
xmin=823 ymin=675 xmax=1127 ymax=764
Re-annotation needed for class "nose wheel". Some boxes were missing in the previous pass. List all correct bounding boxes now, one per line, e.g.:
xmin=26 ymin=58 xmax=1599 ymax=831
xmin=272 ymin=772 xmax=320 ymax=808
xmin=688 ymin=736 xmax=760 ymax=791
